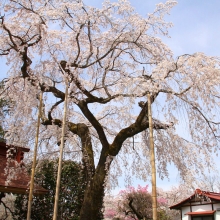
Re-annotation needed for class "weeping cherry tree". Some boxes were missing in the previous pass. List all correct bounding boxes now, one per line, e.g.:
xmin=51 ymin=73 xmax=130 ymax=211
xmin=0 ymin=0 xmax=220 ymax=219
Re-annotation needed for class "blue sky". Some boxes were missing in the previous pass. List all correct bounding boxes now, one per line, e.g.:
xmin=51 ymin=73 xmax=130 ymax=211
xmin=1 ymin=0 xmax=220 ymax=191
xmin=83 ymin=0 xmax=220 ymax=56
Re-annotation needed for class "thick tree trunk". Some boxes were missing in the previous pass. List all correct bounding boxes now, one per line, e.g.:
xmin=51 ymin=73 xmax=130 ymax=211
xmin=79 ymin=158 xmax=111 ymax=220
xmin=40 ymin=91 xmax=170 ymax=220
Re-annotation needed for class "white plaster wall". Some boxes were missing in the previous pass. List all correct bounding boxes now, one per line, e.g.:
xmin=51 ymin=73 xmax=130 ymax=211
xmin=214 ymin=204 xmax=220 ymax=220
xmin=182 ymin=206 xmax=191 ymax=220
xmin=192 ymin=204 xmax=213 ymax=212
xmin=181 ymin=203 xmax=220 ymax=220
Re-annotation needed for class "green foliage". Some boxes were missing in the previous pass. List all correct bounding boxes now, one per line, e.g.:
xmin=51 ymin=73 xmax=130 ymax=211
xmin=0 ymin=97 xmax=8 ymax=139
xmin=0 ymin=125 xmax=4 ymax=140
xmin=0 ymin=80 xmax=11 ymax=140
xmin=157 ymin=209 xmax=171 ymax=220
xmin=14 ymin=159 xmax=86 ymax=220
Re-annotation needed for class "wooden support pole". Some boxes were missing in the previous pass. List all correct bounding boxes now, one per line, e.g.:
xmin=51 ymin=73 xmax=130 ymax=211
xmin=27 ymin=91 xmax=43 ymax=220
xmin=53 ymin=82 xmax=68 ymax=220
xmin=147 ymin=93 xmax=157 ymax=220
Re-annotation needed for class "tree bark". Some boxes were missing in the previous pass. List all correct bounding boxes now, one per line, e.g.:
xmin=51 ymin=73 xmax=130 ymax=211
xmin=128 ymin=198 xmax=143 ymax=220
xmin=79 ymin=157 xmax=112 ymax=220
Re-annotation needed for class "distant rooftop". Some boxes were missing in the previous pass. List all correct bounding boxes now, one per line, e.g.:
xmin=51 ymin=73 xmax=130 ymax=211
xmin=170 ymin=188 xmax=220 ymax=210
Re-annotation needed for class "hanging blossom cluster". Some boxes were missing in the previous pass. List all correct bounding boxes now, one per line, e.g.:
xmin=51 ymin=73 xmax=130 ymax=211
xmin=0 ymin=0 xmax=220 ymax=200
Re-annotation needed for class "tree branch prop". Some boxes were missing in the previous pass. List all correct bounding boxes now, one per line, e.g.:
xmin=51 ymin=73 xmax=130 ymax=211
xmin=27 ymin=91 xmax=43 ymax=220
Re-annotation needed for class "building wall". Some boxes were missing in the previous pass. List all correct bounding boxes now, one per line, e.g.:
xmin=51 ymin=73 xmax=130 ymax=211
xmin=214 ymin=204 xmax=220 ymax=220
xmin=192 ymin=203 xmax=213 ymax=212
xmin=181 ymin=203 xmax=220 ymax=220
xmin=182 ymin=206 xmax=190 ymax=220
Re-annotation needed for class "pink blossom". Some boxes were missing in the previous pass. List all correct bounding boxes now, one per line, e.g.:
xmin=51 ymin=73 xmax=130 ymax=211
xmin=104 ymin=208 xmax=117 ymax=218
xmin=119 ymin=185 xmax=149 ymax=195
xmin=157 ymin=197 xmax=168 ymax=205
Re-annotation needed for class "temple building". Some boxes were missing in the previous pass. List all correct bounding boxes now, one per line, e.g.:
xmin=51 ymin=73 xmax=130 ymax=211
xmin=0 ymin=141 xmax=47 ymax=195
xmin=170 ymin=189 xmax=220 ymax=220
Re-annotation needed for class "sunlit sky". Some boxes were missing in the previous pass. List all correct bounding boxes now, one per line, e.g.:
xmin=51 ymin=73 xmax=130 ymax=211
xmin=1 ymin=0 xmax=220 ymax=191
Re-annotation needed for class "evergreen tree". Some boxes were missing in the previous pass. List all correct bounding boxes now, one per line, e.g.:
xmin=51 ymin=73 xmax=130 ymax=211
xmin=0 ymin=80 xmax=10 ymax=140
xmin=14 ymin=159 xmax=86 ymax=220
